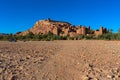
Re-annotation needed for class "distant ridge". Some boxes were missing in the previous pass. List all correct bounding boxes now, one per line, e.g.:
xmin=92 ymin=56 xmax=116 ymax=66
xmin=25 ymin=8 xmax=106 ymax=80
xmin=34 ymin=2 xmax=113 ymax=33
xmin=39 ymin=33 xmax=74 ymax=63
xmin=0 ymin=33 xmax=8 ymax=36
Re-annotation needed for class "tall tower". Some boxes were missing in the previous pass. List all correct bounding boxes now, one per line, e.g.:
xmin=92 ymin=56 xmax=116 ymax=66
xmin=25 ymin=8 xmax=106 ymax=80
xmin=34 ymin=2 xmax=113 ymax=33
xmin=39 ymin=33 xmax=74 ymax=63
xmin=99 ymin=26 xmax=103 ymax=35
xmin=88 ymin=26 xmax=90 ymax=34
xmin=81 ymin=27 xmax=86 ymax=35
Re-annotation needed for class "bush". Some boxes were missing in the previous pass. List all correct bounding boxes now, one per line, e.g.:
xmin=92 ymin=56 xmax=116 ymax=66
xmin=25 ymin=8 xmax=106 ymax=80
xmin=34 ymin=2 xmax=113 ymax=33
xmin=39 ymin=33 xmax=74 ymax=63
xmin=0 ymin=36 xmax=3 ymax=40
xmin=97 ymin=33 xmax=120 ymax=40
xmin=3 ymin=29 xmax=120 ymax=41
xmin=84 ymin=35 xmax=94 ymax=40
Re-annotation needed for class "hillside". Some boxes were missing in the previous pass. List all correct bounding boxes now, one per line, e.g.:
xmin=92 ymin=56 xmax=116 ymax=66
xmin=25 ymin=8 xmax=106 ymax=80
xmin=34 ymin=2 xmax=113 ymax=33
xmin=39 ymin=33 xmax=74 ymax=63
xmin=18 ymin=18 xmax=107 ymax=37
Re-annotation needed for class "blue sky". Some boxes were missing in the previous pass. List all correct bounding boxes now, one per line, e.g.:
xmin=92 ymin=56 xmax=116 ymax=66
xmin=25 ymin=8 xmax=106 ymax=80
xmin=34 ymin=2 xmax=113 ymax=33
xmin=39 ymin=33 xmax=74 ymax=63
xmin=0 ymin=0 xmax=120 ymax=33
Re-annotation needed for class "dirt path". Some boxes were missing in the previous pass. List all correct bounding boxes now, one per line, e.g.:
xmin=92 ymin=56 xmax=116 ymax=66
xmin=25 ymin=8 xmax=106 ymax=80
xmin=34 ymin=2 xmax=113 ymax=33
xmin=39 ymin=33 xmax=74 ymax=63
xmin=0 ymin=40 xmax=120 ymax=80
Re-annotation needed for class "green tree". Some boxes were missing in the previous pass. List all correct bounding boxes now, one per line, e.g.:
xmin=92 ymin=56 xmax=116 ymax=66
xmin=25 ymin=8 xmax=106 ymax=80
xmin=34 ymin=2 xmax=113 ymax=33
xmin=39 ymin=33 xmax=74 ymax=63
xmin=108 ymin=29 xmax=113 ymax=34
xmin=26 ymin=32 xmax=34 ymax=40
xmin=118 ymin=28 xmax=120 ymax=33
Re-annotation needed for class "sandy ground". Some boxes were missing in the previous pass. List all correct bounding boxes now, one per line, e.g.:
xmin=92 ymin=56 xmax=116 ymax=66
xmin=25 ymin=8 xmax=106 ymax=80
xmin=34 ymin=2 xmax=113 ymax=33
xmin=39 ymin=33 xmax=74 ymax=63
xmin=0 ymin=40 xmax=120 ymax=80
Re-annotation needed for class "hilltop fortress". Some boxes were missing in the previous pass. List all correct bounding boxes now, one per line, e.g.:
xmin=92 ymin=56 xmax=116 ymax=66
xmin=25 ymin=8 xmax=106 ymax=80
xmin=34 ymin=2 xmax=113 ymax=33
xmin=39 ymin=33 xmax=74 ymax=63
xmin=19 ymin=18 xmax=108 ymax=37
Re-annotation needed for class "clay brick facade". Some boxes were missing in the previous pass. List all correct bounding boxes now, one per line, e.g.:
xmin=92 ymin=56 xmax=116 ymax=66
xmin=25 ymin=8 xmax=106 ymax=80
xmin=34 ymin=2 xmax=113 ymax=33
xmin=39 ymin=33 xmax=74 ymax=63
xmin=76 ymin=26 xmax=107 ymax=36
xmin=76 ymin=26 xmax=90 ymax=35
xmin=94 ymin=27 xmax=107 ymax=36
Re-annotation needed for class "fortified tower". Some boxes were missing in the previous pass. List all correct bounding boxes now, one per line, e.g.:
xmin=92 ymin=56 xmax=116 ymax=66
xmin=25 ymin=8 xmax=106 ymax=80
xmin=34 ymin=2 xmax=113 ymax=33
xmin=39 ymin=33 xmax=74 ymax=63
xmin=81 ymin=27 xmax=86 ymax=35
xmin=99 ymin=27 xmax=103 ymax=35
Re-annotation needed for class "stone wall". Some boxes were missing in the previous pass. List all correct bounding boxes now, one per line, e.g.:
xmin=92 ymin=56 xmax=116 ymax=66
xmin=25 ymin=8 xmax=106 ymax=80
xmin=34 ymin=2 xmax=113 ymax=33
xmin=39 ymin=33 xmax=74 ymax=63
xmin=94 ymin=27 xmax=108 ymax=36
xmin=76 ymin=26 xmax=90 ymax=35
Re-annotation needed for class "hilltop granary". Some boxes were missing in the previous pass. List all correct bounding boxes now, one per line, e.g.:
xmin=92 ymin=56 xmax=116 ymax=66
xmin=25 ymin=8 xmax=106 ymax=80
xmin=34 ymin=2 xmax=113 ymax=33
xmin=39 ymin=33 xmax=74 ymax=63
xmin=18 ymin=18 xmax=108 ymax=37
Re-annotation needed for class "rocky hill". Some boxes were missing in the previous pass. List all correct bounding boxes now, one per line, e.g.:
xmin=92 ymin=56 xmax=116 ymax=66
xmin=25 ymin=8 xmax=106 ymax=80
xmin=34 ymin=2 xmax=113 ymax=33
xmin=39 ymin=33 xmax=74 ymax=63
xmin=0 ymin=33 xmax=8 ymax=36
xmin=18 ymin=18 xmax=107 ymax=37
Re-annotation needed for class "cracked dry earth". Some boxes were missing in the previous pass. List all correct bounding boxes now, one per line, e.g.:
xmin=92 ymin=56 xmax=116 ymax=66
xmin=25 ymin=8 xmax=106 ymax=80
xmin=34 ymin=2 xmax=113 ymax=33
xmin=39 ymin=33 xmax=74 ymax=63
xmin=0 ymin=40 xmax=120 ymax=80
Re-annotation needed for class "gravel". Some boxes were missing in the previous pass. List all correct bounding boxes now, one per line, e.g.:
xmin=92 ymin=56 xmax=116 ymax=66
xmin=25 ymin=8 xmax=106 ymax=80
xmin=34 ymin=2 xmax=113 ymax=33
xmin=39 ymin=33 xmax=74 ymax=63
xmin=0 ymin=40 xmax=120 ymax=80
